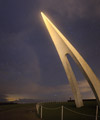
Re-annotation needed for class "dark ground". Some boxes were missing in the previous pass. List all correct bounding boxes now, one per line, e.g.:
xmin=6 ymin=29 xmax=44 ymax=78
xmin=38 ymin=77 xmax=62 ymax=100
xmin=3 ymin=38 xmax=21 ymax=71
xmin=0 ymin=101 xmax=100 ymax=120
xmin=0 ymin=103 xmax=41 ymax=120
xmin=40 ymin=100 xmax=100 ymax=120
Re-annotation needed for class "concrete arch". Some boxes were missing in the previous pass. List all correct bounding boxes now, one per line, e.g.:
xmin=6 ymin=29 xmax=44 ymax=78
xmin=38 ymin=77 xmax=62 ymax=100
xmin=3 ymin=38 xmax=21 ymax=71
xmin=63 ymin=54 xmax=84 ymax=107
xmin=41 ymin=12 xmax=100 ymax=107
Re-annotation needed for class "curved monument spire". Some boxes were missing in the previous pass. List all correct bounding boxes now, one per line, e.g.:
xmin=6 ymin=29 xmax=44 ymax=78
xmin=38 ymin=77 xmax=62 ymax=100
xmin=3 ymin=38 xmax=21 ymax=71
xmin=41 ymin=12 xmax=100 ymax=107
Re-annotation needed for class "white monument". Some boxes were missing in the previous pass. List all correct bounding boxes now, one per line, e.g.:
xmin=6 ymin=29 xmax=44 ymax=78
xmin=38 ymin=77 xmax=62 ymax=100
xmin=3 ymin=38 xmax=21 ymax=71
xmin=41 ymin=12 xmax=100 ymax=108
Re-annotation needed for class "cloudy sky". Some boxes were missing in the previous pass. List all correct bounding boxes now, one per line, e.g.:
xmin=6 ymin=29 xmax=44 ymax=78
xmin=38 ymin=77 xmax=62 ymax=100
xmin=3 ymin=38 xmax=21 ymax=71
xmin=0 ymin=0 xmax=100 ymax=102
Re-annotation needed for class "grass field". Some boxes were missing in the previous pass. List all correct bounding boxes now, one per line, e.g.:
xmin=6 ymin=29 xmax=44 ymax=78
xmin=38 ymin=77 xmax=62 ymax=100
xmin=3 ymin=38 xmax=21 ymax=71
xmin=0 ymin=103 xmax=41 ymax=120
xmin=38 ymin=100 xmax=100 ymax=120
xmin=0 ymin=101 xmax=100 ymax=120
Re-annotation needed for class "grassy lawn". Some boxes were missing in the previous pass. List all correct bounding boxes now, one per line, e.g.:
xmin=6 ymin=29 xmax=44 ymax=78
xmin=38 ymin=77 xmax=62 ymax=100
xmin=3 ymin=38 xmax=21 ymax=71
xmin=0 ymin=103 xmax=41 ymax=120
xmin=0 ymin=101 xmax=100 ymax=120
xmin=38 ymin=100 xmax=100 ymax=120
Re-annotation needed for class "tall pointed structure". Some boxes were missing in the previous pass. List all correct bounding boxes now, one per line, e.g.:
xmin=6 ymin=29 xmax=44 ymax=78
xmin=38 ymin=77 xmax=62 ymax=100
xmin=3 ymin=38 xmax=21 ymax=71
xmin=41 ymin=12 xmax=100 ymax=108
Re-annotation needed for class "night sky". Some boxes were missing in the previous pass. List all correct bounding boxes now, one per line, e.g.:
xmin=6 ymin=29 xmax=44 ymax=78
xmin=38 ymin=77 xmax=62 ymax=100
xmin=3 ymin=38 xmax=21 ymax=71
xmin=0 ymin=0 xmax=100 ymax=102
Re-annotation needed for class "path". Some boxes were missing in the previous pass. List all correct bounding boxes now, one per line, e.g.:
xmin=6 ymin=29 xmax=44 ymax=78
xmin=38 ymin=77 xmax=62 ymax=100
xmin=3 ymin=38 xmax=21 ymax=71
xmin=0 ymin=104 xmax=41 ymax=120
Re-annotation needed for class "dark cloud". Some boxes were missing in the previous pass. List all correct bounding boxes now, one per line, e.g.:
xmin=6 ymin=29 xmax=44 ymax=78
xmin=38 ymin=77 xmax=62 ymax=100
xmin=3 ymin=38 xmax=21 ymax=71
xmin=40 ymin=0 xmax=100 ymax=20
xmin=0 ymin=32 xmax=41 ymax=97
xmin=0 ymin=94 xmax=8 ymax=102
xmin=0 ymin=0 xmax=39 ymax=33
xmin=0 ymin=0 xmax=100 ymax=101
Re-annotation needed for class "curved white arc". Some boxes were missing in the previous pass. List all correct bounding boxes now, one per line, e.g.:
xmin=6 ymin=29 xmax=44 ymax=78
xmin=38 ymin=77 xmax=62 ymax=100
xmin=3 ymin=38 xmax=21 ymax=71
xmin=41 ymin=12 xmax=83 ymax=107
xmin=41 ymin=12 xmax=100 ymax=107
xmin=64 ymin=55 xmax=84 ymax=107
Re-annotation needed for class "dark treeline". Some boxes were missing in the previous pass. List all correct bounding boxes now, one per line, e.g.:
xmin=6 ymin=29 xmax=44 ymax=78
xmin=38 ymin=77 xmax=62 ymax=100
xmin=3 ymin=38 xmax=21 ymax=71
xmin=0 ymin=102 xmax=17 ymax=105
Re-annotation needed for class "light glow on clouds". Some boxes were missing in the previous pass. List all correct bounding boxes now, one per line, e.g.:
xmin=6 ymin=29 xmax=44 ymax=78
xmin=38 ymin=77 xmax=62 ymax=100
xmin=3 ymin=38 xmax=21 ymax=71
xmin=7 ymin=79 xmax=95 ymax=101
xmin=40 ymin=0 xmax=100 ymax=19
